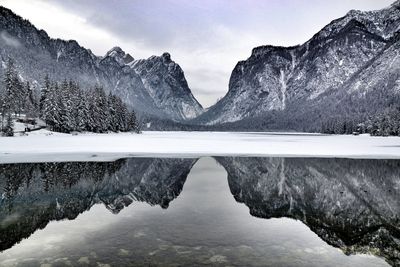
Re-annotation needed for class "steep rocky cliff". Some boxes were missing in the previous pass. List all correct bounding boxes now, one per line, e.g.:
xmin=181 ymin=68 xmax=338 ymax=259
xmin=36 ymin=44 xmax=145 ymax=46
xmin=196 ymin=1 xmax=400 ymax=129
xmin=0 ymin=6 xmax=203 ymax=123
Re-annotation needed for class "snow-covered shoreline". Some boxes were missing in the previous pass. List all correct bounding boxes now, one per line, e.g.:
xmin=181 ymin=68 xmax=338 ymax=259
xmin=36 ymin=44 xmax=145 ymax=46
xmin=0 ymin=132 xmax=400 ymax=163
xmin=0 ymin=131 xmax=400 ymax=163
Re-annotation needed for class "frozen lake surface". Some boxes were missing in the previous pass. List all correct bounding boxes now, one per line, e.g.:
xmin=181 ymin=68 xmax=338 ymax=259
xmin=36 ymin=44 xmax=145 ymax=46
xmin=0 ymin=131 xmax=400 ymax=163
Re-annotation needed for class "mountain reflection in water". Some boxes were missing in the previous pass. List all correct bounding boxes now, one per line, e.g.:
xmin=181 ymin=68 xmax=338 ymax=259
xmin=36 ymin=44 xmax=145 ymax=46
xmin=0 ymin=157 xmax=398 ymax=266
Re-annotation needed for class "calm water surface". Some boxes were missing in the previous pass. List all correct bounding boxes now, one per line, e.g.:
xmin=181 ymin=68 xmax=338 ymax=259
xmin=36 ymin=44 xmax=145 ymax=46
xmin=0 ymin=157 xmax=398 ymax=266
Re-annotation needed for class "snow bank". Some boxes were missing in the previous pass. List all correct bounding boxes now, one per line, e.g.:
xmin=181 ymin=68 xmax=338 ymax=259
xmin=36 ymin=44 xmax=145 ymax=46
xmin=0 ymin=131 xmax=399 ymax=163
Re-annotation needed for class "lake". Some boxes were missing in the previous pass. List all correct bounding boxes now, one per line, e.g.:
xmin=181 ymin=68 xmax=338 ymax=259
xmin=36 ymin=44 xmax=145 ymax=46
xmin=0 ymin=156 xmax=398 ymax=266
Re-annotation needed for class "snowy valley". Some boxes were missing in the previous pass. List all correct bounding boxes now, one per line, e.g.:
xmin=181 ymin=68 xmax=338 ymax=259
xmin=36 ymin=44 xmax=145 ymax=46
xmin=0 ymin=1 xmax=399 ymax=267
xmin=0 ymin=2 xmax=400 ymax=136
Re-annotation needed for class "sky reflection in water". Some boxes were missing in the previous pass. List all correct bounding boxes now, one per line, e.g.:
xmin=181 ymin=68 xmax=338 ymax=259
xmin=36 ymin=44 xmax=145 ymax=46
xmin=0 ymin=157 xmax=398 ymax=266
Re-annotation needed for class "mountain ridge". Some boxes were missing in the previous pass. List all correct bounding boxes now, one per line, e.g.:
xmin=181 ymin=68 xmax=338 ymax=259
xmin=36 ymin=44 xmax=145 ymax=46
xmin=194 ymin=0 xmax=400 ymax=130
xmin=0 ymin=5 xmax=203 ymax=124
xmin=1 ymin=2 xmax=399 ymax=131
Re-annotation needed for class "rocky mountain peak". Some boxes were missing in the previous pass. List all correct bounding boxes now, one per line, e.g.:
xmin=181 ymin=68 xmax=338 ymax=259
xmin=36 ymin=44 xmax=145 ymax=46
xmin=104 ymin=46 xmax=134 ymax=65
xmin=392 ymin=0 xmax=400 ymax=9
xmin=107 ymin=46 xmax=124 ymax=54
xmin=340 ymin=1 xmax=400 ymax=39
xmin=251 ymin=45 xmax=298 ymax=58
xmin=161 ymin=52 xmax=171 ymax=63
xmin=130 ymin=53 xmax=203 ymax=121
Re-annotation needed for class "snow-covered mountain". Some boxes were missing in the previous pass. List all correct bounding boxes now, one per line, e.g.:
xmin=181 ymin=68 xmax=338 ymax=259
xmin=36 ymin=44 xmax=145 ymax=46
xmin=130 ymin=53 xmax=203 ymax=120
xmin=1 ymin=1 xmax=399 ymax=130
xmin=196 ymin=1 xmax=400 ymax=128
xmin=217 ymin=157 xmax=400 ymax=266
xmin=0 ymin=6 xmax=202 ymax=123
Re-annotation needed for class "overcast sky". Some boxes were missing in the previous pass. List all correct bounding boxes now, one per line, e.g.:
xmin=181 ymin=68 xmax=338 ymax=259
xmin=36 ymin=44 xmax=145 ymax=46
xmin=0 ymin=0 xmax=395 ymax=107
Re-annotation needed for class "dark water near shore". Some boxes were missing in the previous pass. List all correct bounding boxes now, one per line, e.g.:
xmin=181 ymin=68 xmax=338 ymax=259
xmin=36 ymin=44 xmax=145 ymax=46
xmin=0 ymin=157 xmax=398 ymax=267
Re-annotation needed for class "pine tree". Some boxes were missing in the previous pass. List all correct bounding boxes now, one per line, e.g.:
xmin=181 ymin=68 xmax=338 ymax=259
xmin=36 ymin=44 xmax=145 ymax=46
xmin=9 ymin=74 xmax=142 ymax=135
xmin=3 ymin=57 xmax=16 ymax=115
xmin=96 ymin=85 xmax=109 ymax=132
xmin=3 ymin=115 xmax=13 ymax=137
xmin=23 ymin=81 xmax=36 ymax=117
xmin=89 ymin=85 xmax=109 ymax=133
xmin=68 ymin=81 xmax=79 ymax=131
xmin=43 ymin=82 xmax=60 ymax=131
xmin=40 ymin=74 xmax=50 ymax=117
xmin=58 ymin=80 xmax=73 ymax=133
xmin=114 ymin=96 xmax=126 ymax=131
xmin=76 ymin=90 xmax=89 ymax=132
xmin=107 ymin=93 xmax=118 ymax=132
xmin=13 ymin=75 xmax=24 ymax=117
xmin=127 ymin=110 xmax=140 ymax=133
xmin=86 ymin=89 xmax=97 ymax=132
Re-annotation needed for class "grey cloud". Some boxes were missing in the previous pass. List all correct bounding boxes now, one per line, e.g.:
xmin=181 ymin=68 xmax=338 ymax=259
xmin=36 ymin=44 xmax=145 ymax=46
xmin=48 ymin=0 xmax=222 ymax=50
xmin=185 ymin=68 xmax=229 ymax=82
xmin=191 ymin=87 xmax=225 ymax=96
xmin=194 ymin=90 xmax=227 ymax=108
xmin=1 ymin=31 xmax=21 ymax=48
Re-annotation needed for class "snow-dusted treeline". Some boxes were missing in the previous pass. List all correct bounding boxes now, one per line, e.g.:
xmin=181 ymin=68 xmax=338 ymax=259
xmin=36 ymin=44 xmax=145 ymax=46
xmin=321 ymin=104 xmax=400 ymax=136
xmin=0 ymin=57 xmax=140 ymax=136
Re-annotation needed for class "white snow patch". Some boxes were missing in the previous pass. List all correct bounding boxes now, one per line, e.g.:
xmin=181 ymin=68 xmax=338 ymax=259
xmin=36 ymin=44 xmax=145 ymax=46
xmin=305 ymin=42 xmax=310 ymax=54
xmin=0 ymin=132 xmax=399 ymax=163
xmin=388 ymin=51 xmax=399 ymax=69
xmin=181 ymin=102 xmax=197 ymax=119
xmin=114 ymin=79 xmax=120 ymax=90
xmin=279 ymin=69 xmax=287 ymax=110
xmin=57 ymin=51 xmax=62 ymax=62
xmin=56 ymin=198 xmax=61 ymax=210
xmin=108 ymin=51 xmax=117 ymax=57
xmin=18 ymin=74 xmax=24 ymax=82
xmin=290 ymin=50 xmax=296 ymax=70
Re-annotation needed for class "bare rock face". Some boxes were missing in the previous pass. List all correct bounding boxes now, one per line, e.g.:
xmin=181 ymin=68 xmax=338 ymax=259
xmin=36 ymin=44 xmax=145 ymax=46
xmin=0 ymin=7 xmax=203 ymax=123
xmin=197 ymin=1 xmax=400 ymax=127
xmin=130 ymin=53 xmax=203 ymax=121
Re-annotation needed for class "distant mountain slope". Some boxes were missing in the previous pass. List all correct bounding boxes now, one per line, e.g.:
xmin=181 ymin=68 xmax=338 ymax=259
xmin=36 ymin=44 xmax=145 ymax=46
xmin=0 ymin=6 xmax=203 ymax=123
xmin=195 ymin=0 xmax=400 ymax=130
